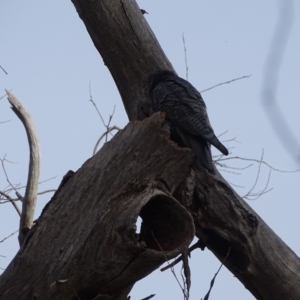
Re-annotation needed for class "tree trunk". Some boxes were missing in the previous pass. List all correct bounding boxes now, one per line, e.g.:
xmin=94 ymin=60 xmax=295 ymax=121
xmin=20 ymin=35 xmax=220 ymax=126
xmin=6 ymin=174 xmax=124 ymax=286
xmin=69 ymin=1 xmax=300 ymax=299
xmin=0 ymin=114 xmax=195 ymax=299
xmin=1 ymin=1 xmax=300 ymax=299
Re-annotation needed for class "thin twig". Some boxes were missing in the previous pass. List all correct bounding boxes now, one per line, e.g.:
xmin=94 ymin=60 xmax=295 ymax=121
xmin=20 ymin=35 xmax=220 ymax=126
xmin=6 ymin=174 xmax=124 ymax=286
xmin=93 ymin=125 xmax=121 ymax=155
xmin=0 ymin=230 xmax=18 ymax=243
xmin=161 ymin=240 xmax=204 ymax=272
xmin=242 ymin=150 xmax=265 ymax=199
xmin=38 ymin=189 xmax=56 ymax=195
xmin=0 ymin=65 xmax=8 ymax=75
xmin=140 ymin=295 xmax=155 ymax=300
xmin=0 ymin=191 xmax=21 ymax=216
xmin=89 ymin=82 xmax=106 ymax=127
xmin=105 ymin=105 xmax=116 ymax=142
xmin=0 ymin=156 xmax=22 ymax=215
xmin=38 ymin=176 xmax=58 ymax=184
xmin=200 ymin=75 xmax=252 ymax=93
xmin=219 ymin=156 xmax=300 ymax=173
xmin=182 ymin=33 xmax=189 ymax=80
xmin=0 ymin=120 xmax=10 ymax=124
xmin=151 ymin=232 xmax=188 ymax=300
xmin=202 ymin=247 xmax=231 ymax=300
xmin=3 ymin=176 xmax=58 ymax=196
xmin=181 ymin=249 xmax=191 ymax=299
xmin=1 ymin=155 xmax=21 ymax=196
xmin=89 ymin=83 xmax=119 ymax=148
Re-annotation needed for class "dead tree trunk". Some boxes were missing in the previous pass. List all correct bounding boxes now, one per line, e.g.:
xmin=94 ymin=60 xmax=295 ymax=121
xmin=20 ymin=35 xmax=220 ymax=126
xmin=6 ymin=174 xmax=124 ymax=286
xmin=69 ymin=1 xmax=300 ymax=299
xmin=0 ymin=114 xmax=195 ymax=299
xmin=0 ymin=1 xmax=300 ymax=299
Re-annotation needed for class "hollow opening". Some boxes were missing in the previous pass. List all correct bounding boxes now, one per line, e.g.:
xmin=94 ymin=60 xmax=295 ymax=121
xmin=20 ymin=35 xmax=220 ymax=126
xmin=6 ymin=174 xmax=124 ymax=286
xmin=139 ymin=194 xmax=192 ymax=252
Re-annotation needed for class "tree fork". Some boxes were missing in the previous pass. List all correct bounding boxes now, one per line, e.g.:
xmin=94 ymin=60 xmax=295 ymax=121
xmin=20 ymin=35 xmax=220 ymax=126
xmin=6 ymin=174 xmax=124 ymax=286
xmin=70 ymin=0 xmax=300 ymax=299
xmin=1 ymin=1 xmax=300 ymax=299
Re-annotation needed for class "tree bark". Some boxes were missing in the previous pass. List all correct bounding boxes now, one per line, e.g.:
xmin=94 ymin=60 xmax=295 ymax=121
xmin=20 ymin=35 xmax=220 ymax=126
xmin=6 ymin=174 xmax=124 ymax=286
xmin=71 ymin=0 xmax=174 ymax=121
xmin=69 ymin=1 xmax=300 ymax=299
xmin=0 ymin=113 xmax=195 ymax=299
xmin=6 ymin=90 xmax=41 ymax=246
xmin=1 ymin=1 xmax=300 ymax=300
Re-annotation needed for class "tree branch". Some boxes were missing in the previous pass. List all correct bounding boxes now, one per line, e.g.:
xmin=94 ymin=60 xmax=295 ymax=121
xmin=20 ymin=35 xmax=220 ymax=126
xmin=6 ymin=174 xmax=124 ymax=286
xmin=0 ymin=113 xmax=195 ymax=299
xmin=69 ymin=1 xmax=300 ymax=299
xmin=0 ymin=190 xmax=21 ymax=216
xmin=71 ymin=0 xmax=174 ymax=121
xmin=5 ymin=90 xmax=41 ymax=246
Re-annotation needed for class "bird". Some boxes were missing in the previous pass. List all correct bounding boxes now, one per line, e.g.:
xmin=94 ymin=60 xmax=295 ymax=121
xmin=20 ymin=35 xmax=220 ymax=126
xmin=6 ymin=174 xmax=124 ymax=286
xmin=140 ymin=9 xmax=149 ymax=15
xmin=147 ymin=70 xmax=228 ymax=174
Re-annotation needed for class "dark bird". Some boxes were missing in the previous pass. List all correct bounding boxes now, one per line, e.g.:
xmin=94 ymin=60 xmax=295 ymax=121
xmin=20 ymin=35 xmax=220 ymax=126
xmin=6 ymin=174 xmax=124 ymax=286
xmin=147 ymin=70 xmax=228 ymax=174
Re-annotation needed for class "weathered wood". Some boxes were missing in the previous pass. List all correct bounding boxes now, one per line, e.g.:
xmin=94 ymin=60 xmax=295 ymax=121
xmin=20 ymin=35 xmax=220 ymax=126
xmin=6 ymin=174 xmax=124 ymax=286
xmin=0 ymin=114 xmax=195 ymax=300
xmin=71 ymin=0 xmax=174 ymax=121
xmin=174 ymin=169 xmax=300 ymax=299
xmin=1 ymin=1 xmax=300 ymax=299
xmin=69 ymin=1 xmax=300 ymax=299
xmin=6 ymin=90 xmax=41 ymax=246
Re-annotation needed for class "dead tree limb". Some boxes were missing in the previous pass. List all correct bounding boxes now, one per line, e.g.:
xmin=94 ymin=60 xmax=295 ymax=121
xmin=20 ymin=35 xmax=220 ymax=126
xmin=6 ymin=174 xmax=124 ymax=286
xmin=1 ymin=1 xmax=300 ymax=300
xmin=5 ymin=90 xmax=41 ymax=246
xmin=69 ymin=1 xmax=300 ymax=299
xmin=0 ymin=113 xmax=195 ymax=300
xmin=71 ymin=0 xmax=174 ymax=121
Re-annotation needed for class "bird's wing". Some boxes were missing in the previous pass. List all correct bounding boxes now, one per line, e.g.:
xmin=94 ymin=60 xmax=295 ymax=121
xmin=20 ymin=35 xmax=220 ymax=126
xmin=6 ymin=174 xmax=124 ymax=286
xmin=152 ymin=78 xmax=214 ymax=137
xmin=152 ymin=78 xmax=228 ymax=156
xmin=176 ymin=127 xmax=215 ymax=174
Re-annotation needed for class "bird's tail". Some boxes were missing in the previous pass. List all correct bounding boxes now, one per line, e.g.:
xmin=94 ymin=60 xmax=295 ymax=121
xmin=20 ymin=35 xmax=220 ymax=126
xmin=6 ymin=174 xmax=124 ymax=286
xmin=182 ymin=133 xmax=215 ymax=174
xmin=208 ymin=134 xmax=229 ymax=156
xmin=189 ymin=136 xmax=215 ymax=174
xmin=171 ymin=127 xmax=215 ymax=174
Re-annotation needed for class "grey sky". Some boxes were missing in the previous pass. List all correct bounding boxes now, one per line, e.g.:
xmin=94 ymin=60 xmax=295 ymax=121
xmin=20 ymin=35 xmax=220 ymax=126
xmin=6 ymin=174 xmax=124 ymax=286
xmin=1 ymin=1 xmax=299 ymax=299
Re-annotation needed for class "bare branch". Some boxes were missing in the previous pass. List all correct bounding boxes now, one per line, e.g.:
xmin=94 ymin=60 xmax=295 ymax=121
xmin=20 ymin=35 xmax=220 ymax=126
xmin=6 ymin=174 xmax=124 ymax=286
xmin=140 ymin=295 xmax=155 ymax=300
xmin=0 ymin=190 xmax=21 ymax=216
xmin=38 ymin=176 xmax=58 ymax=184
xmin=161 ymin=240 xmax=205 ymax=272
xmin=89 ymin=82 xmax=106 ymax=127
xmin=37 ymin=189 xmax=56 ymax=195
xmin=89 ymin=83 xmax=119 ymax=146
xmin=0 ymin=65 xmax=8 ymax=75
xmin=219 ymin=155 xmax=300 ymax=173
xmin=0 ymin=155 xmax=23 ymax=199
xmin=152 ymin=232 xmax=188 ymax=300
xmin=0 ymin=119 xmax=10 ymax=124
xmin=6 ymin=90 xmax=41 ymax=246
xmin=93 ymin=125 xmax=121 ymax=155
xmin=105 ymin=105 xmax=116 ymax=142
xmin=242 ymin=150 xmax=266 ymax=199
xmin=200 ymin=75 xmax=252 ymax=93
xmin=181 ymin=249 xmax=191 ymax=299
xmin=182 ymin=33 xmax=189 ymax=80
xmin=202 ymin=248 xmax=231 ymax=300
xmin=0 ymin=230 xmax=18 ymax=243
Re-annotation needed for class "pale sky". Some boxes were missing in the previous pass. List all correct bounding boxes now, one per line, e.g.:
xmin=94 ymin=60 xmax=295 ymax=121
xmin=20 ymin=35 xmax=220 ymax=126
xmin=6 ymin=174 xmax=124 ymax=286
xmin=1 ymin=1 xmax=300 ymax=299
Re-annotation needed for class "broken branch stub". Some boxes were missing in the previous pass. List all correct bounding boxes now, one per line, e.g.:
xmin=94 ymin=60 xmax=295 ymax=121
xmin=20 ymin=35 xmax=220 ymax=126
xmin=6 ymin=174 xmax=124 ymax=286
xmin=5 ymin=90 xmax=41 ymax=246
